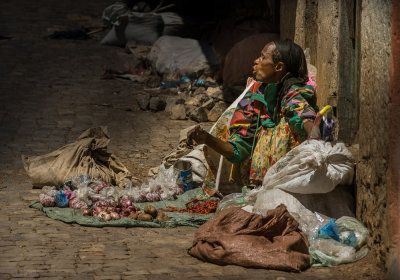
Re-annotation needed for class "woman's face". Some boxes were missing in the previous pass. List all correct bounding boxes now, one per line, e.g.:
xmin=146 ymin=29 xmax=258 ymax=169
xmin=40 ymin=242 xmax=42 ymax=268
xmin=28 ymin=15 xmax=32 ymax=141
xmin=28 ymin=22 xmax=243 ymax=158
xmin=253 ymin=42 xmax=282 ymax=83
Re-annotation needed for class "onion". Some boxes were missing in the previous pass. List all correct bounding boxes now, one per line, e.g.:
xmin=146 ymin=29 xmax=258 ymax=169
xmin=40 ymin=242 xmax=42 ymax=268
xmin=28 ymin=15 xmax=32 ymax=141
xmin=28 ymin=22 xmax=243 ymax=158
xmin=104 ymin=213 xmax=112 ymax=221
xmin=82 ymin=209 xmax=91 ymax=216
xmin=115 ymin=207 xmax=121 ymax=213
xmin=125 ymin=200 xmax=133 ymax=207
xmin=99 ymin=211 xmax=107 ymax=219
xmin=110 ymin=212 xmax=120 ymax=220
xmin=128 ymin=206 xmax=136 ymax=212
xmin=94 ymin=207 xmax=102 ymax=215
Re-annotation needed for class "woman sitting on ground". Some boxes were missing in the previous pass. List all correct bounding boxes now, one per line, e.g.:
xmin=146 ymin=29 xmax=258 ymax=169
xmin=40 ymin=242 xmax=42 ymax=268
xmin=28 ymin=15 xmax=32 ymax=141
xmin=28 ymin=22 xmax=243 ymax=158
xmin=188 ymin=39 xmax=319 ymax=187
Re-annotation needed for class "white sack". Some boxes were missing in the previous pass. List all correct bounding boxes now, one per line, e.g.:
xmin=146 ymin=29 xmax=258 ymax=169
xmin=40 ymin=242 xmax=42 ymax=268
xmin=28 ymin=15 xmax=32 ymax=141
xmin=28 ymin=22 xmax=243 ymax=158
xmin=101 ymin=12 xmax=163 ymax=46
xmin=148 ymin=36 xmax=219 ymax=76
xmin=262 ymin=140 xmax=354 ymax=194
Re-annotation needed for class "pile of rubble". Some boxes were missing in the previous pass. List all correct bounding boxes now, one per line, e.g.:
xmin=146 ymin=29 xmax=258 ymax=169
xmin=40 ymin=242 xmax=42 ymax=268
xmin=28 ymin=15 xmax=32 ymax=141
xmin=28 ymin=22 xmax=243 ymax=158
xmin=99 ymin=1 xmax=258 ymax=123
xmin=135 ymin=80 xmax=229 ymax=123
xmin=102 ymin=39 xmax=231 ymax=123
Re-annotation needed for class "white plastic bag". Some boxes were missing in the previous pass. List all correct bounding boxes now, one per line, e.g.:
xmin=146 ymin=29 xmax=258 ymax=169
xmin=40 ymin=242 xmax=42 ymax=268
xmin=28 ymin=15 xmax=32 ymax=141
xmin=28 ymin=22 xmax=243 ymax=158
xmin=262 ymin=140 xmax=354 ymax=194
xmin=252 ymin=189 xmax=330 ymax=237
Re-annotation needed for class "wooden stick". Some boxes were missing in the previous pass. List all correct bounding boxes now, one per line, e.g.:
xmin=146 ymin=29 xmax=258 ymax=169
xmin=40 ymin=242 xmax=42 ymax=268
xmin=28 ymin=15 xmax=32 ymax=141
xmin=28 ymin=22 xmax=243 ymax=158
xmin=215 ymin=155 xmax=224 ymax=192
xmin=153 ymin=4 xmax=175 ymax=13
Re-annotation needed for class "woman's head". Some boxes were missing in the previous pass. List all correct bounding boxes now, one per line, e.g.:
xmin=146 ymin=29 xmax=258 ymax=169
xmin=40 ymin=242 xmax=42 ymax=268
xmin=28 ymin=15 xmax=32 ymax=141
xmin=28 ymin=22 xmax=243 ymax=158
xmin=253 ymin=39 xmax=308 ymax=83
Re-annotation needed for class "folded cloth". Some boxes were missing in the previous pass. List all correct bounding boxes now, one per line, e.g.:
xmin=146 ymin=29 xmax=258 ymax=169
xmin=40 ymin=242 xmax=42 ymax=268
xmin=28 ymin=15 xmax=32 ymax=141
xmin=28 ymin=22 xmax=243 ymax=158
xmin=188 ymin=204 xmax=310 ymax=272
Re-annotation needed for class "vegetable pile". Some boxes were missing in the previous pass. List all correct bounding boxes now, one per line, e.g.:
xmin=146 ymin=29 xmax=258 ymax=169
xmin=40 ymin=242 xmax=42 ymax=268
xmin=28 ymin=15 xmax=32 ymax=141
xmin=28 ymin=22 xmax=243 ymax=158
xmin=83 ymin=203 xmax=170 ymax=222
xmin=161 ymin=200 xmax=219 ymax=215
xmin=38 ymin=175 xmax=183 ymax=210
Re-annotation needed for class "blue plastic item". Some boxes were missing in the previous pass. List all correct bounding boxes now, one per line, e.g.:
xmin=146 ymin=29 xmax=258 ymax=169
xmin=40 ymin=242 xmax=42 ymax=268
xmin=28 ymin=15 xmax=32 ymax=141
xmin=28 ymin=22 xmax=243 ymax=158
xmin=194 ymin=79 xmax=218 ymax=88
xmin=341 ymin=231 xmax=357 ymax=247
xmin=54 ymin=191 xmax=69 ymax=208
xmin=180 ymin=76 xmax=191 ymax=84
xmin=316 ymin=218 xmax=341 ymax=241
xmin=160 ymin=81 xmax=180 ymax=89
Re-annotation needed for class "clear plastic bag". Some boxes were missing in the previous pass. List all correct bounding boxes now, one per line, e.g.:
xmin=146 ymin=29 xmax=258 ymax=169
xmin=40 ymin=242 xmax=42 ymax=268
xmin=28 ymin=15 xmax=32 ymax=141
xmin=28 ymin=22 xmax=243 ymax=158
xmin=41 ymin=186 xmax=58 ymax=197
xmin=120 ymin=165 xmax=182 ymax=202
xmin=310 ymin=239 xmax=369 ymax=266
xmin=216 ymin=187 xmax=250 ymax=214
xmin=336 ymin=216 xmax=368 ymax=250
xmin=310 ymin=216 xmax=369 ymax=266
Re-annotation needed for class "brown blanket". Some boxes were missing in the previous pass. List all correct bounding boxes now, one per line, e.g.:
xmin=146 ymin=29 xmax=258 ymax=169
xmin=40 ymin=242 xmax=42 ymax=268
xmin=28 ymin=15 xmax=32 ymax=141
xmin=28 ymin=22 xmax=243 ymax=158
xmin=188 ymin=204 xmax=310 ymax=271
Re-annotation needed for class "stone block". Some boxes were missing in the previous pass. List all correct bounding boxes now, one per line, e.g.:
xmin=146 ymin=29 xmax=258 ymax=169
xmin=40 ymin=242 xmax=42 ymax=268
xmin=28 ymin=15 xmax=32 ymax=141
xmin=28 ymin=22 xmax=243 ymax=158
xmin=135 ymin=93 xmax=150 ymax=110
xmin=207 ymin=101 xmax=228 ymax=122
xmin=201 ymin=99 xmax=215 ymax=110
xmin=188 ymin=107 xmax=208 ymax=123
xmin=165 ymin=97 xmax=184 ymax=114
xmin=170 ymin=104 xmax=186 ymax=120
xmin=149 ymin=96 xmax=166 ymax=111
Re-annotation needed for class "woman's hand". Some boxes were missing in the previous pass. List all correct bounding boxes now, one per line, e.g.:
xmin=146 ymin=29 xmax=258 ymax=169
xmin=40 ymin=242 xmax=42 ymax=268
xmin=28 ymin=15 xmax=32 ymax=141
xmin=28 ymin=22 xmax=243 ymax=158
xmin=187 ymin=125 xmax=235 ymax=158
xmin=246 ymin=77 xmax=255 ymax=87
xmin=187 ymin=125 xmax=209 ymax=147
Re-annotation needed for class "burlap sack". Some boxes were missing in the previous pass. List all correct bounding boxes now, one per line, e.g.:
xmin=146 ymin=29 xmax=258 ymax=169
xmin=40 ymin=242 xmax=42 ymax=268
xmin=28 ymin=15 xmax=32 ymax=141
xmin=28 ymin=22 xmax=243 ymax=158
xmin=22 ymin=126 xmax=134 ymax=188
xmin=188 ymin=204 xmax=310 ymax=272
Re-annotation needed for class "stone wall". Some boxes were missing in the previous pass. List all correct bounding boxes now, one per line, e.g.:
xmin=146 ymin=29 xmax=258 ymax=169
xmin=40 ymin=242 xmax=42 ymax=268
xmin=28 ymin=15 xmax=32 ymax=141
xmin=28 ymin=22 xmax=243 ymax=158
xmin=386 ymin=1 xmax=400 ymax=279
xmin=387 ymin=0 xmax=399 ymax=277
xmin=281 ymin=0 xmax=358 ymax=144
xmin=280 ymin=0 xmax=297 ymax=41
xmin=356 ymin=0 xmax=391 ymax=265
xmin=315 ymin=0 xmax=340 ymax=113
xmin=281 ymin=0 xmax=394 ymax=267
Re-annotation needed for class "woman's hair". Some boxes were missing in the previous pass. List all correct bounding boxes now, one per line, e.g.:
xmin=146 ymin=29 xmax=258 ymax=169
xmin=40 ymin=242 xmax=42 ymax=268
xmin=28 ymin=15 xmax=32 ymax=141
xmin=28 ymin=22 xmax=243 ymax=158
xmin=271 ymin=39 xmax=309 ymax=122
xmin=272 ymin=39 xmax=308 ymax=80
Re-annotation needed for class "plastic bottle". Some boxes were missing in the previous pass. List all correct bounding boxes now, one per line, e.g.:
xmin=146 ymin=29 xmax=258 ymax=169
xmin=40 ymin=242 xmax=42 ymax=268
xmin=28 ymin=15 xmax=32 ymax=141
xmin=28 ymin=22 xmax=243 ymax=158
xmin=309 ymin=105 xmax=332 ymax=139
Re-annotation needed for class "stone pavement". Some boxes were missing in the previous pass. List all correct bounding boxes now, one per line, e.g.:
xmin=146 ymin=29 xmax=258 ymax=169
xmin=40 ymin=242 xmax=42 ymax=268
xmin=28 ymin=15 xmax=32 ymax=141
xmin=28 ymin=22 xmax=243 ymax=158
xmin=0 ymin=1 xmax=384 ymax=279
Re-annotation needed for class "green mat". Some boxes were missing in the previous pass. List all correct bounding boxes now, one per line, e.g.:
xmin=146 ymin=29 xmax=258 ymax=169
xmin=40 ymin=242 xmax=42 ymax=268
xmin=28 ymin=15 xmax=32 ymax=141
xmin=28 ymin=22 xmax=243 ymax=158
xmin=29 ymin=188 xmax=215 ymax=228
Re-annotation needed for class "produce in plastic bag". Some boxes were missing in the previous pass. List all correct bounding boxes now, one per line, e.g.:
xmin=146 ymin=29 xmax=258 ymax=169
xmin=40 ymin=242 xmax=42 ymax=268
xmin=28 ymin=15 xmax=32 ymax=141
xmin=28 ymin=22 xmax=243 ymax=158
xmin=39 ymin=193 xmax=55 ymax=207
xmin=54 ymin=191 xmax=69 ymax=208
xmin=120 ymin=165 xmax=183 ymax=202
xmin=41 ymin=186 xmax=58 ymax=197
xmin=309 ymin=238 xmax=369 ymax=266
xmin=216 ymin=187 xmax=250 ymax=214
xmin=69 ymin=198 xmax=88 ymax=209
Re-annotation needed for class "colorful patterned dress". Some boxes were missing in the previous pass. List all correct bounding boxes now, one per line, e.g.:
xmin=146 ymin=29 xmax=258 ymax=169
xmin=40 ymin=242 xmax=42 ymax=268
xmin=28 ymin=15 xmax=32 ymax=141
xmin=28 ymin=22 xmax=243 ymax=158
xmin=226 ymin=81 xmax=318 ymax=185
xmin=198 ymin=80 xmax=318 ymax=199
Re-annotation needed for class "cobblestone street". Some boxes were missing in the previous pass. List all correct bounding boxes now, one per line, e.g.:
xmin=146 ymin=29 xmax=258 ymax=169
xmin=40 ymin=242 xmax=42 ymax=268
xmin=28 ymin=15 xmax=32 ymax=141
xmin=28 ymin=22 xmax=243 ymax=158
xmin=0 ymin=1 xmax=385 ymax=279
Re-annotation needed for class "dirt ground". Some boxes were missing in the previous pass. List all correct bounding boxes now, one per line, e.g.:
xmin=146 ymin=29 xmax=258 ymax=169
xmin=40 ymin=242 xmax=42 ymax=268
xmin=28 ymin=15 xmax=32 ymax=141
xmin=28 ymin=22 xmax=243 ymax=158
xmin=0 ymin=0 xmax=386 ymax=279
